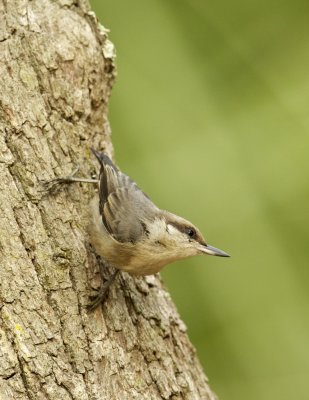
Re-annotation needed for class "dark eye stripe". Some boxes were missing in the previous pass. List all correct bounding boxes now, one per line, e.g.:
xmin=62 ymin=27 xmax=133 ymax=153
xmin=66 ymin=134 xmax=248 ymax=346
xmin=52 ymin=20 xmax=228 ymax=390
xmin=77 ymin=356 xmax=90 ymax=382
xmin=186 ymin=228 xmax=196 ymax=238
xmin=167 ymin=220 xmax=197 ymax=239
xmin=167 ymin=221 xmax=186 ymax=234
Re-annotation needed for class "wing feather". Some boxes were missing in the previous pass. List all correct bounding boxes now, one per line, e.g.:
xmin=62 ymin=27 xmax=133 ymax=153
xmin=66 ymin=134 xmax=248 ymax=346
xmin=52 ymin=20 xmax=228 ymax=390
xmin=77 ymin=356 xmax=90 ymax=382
xmin=92 ymin=150 xmax=158 ymax=243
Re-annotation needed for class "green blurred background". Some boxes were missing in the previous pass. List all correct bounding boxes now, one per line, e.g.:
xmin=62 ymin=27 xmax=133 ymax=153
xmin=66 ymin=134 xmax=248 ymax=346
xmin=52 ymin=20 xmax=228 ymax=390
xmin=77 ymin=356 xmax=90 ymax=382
xmin=91 ymin=1 xmax=309 ymax=399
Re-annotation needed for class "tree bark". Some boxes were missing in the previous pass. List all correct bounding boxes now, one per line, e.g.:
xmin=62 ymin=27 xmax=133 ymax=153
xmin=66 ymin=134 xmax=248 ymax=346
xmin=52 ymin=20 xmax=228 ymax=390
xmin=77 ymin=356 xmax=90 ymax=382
xmin=0 ymin=1 xmax=217 ymax=399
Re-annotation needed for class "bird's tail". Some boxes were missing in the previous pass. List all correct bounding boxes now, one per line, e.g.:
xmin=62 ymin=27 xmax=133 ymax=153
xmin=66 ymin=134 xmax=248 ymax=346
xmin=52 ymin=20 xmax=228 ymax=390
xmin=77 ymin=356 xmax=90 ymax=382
xmin=90 ymin=148 xmax=118 ymax=171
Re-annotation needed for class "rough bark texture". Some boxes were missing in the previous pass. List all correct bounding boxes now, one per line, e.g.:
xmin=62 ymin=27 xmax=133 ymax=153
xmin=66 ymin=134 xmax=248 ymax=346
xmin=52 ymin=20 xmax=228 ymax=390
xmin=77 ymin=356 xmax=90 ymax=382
xmin=0 ymin=1 xmax=217 ymax=399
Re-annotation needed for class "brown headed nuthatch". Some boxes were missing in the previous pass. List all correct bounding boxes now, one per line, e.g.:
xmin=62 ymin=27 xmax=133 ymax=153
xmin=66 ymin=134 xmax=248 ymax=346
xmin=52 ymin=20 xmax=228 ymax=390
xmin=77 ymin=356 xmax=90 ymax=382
xmin=46 ymin=149 xmax=229 ymax=309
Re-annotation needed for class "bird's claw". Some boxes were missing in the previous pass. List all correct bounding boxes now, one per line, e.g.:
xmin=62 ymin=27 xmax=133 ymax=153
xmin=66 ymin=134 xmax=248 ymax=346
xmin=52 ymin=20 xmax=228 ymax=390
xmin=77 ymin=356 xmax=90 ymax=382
xmin=40 ymin=167 xmax=80 ymax=193
xmin=87 ymin=269 xmax=120 ymax=311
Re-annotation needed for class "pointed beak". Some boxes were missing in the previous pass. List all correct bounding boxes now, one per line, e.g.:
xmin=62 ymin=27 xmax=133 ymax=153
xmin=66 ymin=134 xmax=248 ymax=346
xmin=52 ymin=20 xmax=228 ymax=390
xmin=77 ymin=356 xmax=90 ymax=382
xmin=199 ymin=244 xmax=230 ymax=257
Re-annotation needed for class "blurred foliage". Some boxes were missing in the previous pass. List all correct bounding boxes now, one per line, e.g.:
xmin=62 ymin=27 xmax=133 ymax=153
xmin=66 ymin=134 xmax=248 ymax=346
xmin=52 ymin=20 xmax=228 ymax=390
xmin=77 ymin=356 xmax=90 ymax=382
xmin=91 ymin=1 xmax=309 ymax=399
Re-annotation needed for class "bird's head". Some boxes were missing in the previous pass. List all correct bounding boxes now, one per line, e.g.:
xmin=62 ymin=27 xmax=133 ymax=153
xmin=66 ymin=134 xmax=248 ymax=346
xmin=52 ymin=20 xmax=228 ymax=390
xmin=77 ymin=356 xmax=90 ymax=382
xmin=155 ymin=211 xmax=230 ymax=260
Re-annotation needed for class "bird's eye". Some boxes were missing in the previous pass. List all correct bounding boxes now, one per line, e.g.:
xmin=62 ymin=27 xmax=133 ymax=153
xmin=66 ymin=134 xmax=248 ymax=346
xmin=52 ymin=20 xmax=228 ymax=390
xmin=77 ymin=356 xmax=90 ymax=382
xmin=186 ymin=228 xmax=196 ymax=238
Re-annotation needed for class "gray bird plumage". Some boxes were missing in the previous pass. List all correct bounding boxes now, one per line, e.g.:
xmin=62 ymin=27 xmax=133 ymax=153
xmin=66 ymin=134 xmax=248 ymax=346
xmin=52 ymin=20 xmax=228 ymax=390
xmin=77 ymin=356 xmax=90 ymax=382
xmin=91 ymin=148 xmax=159 ymax=244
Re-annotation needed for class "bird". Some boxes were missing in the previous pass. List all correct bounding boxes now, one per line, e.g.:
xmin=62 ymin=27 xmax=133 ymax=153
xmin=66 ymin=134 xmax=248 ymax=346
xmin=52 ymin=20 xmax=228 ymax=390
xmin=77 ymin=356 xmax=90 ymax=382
xmin=45 ymin=149 xmax=229 ymax=309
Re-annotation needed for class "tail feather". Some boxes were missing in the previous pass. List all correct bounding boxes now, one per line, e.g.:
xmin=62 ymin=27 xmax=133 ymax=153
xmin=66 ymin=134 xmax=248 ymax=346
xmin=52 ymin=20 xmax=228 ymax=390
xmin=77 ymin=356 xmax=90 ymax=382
xmin=90 ymin=148 xmax=118 ymax=171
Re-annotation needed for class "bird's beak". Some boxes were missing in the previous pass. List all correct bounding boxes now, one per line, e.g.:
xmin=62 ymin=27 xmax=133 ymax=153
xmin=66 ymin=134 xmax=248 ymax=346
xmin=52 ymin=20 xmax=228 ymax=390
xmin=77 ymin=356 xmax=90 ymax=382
xmin=199 ymin=244 xmax=230 ymax=257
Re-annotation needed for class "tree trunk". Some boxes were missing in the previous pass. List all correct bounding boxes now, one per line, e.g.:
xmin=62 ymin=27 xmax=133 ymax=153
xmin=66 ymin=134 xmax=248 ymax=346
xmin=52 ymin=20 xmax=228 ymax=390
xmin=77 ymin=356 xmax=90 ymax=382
xmin=0 ymin=1 xmax=217 ymax=399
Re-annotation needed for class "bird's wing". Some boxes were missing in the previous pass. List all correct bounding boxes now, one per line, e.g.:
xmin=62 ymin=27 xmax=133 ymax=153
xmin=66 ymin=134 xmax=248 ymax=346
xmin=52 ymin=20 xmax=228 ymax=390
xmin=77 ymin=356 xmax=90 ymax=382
xmin=93 ymin=150 xmax=158 ymax=243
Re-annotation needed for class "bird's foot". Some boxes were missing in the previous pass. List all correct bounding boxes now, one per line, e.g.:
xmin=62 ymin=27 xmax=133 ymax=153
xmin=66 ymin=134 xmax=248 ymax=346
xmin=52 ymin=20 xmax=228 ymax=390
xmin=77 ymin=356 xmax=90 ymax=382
xmin=40 ymin=167 xmax=99 ymax=194
xmin=87 ymin=269 xmax=120 ymax=311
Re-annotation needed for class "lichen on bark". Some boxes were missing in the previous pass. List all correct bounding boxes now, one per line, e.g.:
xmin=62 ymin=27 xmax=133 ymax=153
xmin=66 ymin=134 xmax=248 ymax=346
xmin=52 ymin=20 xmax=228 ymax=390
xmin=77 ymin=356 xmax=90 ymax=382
xmin=0 ymin=1 xmax=217 ymax=399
